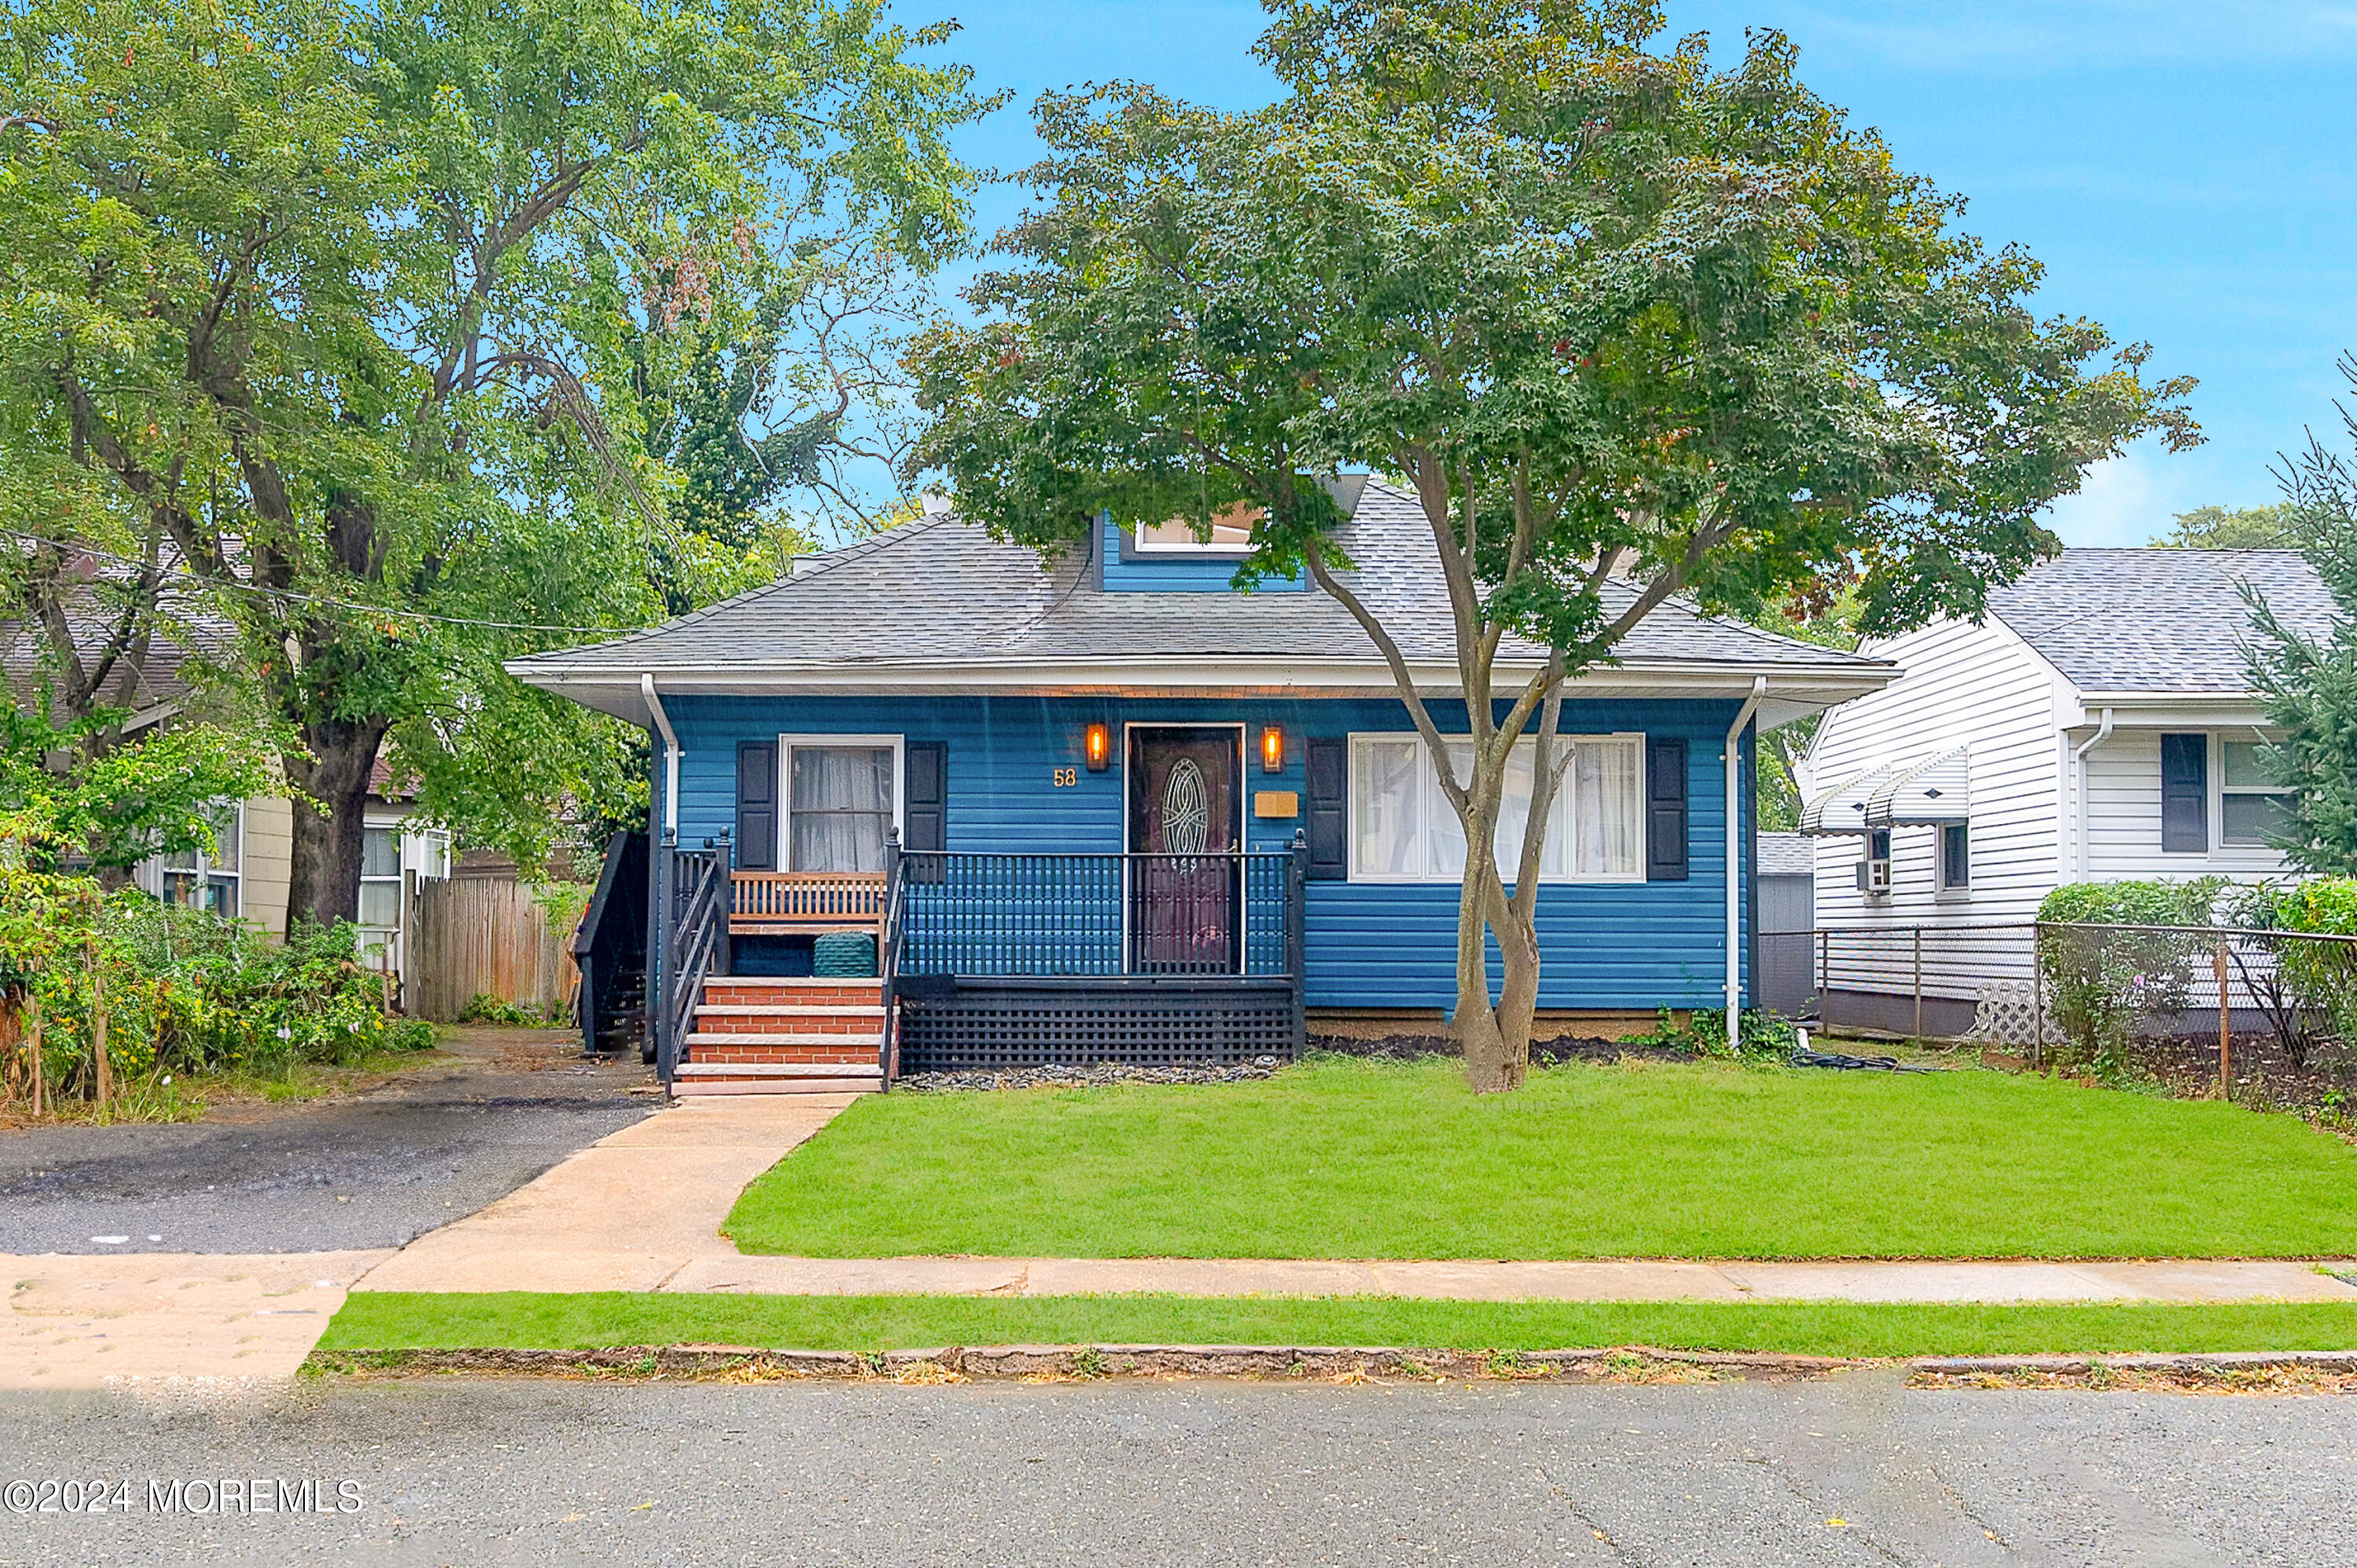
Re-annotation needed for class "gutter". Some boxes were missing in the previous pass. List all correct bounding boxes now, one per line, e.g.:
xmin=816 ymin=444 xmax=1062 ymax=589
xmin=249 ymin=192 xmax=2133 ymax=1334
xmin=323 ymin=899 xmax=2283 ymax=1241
xmin=642 ymin=673 xmax=681 ymax=844
xmin=1725 ymin=676 xmax=1767 ymax=1051
xmin=2069 ymin=707 xmax=2113 ymax=879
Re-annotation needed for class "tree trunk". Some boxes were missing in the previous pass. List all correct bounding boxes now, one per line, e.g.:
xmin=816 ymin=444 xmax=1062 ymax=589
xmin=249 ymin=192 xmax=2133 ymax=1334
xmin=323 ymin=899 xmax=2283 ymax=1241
xmin=1452 ymin=844 xmax=1531 ymax=1093
xmin=284 ymin=717 xmax=390 ymax=930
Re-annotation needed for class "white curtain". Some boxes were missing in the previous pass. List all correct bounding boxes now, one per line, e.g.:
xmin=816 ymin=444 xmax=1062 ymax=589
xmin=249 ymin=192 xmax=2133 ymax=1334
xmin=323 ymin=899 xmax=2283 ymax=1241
xmin=1351 ymin=738 xmax=1427 ymax=877
xmin=1351 ymin=735 xmax=1642 ymax=881
xmin=790 ymin=746 xmax=896 ymax=872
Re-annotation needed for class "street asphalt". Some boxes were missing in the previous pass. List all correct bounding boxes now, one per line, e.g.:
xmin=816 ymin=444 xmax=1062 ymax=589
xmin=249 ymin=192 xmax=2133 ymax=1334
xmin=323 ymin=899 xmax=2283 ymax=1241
xmin=2 ymin=1373 xmax=2352 ymax=1566
xmin=0 ymin=1030 xmax=654 ymax=1255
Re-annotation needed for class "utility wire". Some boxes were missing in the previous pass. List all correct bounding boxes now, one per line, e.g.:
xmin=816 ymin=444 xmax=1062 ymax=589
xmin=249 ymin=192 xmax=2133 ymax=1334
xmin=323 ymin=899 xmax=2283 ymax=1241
xmin=0 ymin=527 xmax=643 ymax=639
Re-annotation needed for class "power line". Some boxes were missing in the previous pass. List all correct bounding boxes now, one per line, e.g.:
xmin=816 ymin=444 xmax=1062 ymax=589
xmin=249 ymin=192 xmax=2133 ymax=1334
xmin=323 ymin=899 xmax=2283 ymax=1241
xmin=0 ymin=528 xmax=641 ymax=639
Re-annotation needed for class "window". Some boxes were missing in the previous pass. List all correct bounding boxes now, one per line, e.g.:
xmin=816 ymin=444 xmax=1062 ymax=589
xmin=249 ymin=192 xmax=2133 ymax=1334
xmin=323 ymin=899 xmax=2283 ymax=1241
xmin=357 ymin=827 xmax=403 ymax=963
xmin=161 ymin=805 xmax=241 ymax=918
xmin=1858 ymin=829 xmax=1892 ymax=895
xmin=2220 ymin=739 xmax=2296 ymax=848
xmin=1939 ymin=822 xmax=1970 ymax=891
xmin=784 ymin=739 xmax=900 ymax=873
xmin=1347 ymin=733 xmax=1644 ymax=882
xmin=1131 ymin=502 xmax=1261 ymax=553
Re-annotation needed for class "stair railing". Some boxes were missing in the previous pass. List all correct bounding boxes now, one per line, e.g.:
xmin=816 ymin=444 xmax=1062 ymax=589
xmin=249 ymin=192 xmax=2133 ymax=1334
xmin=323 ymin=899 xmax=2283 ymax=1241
xmin=657 ymin=838 xmax=727 ymax=1088
xmin=877 ymin=829 xmax=909 ymax=1088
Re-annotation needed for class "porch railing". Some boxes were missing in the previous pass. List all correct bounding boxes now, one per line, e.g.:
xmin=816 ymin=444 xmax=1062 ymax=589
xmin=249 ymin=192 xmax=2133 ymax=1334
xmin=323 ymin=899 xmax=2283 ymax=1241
xmin=654 ymin=841 xmax=727 ymax=1086
xmin=898 ymin=849 xmax=1304 ymax=980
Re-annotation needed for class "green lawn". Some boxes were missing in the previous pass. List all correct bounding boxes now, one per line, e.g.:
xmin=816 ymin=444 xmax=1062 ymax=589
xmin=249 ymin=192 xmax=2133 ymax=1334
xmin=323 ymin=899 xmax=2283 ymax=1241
xmin=723 ymin=1055 xmax=2357 ymax=1260
xmin=323 ymin=1291 xmax=2357 ymax=1359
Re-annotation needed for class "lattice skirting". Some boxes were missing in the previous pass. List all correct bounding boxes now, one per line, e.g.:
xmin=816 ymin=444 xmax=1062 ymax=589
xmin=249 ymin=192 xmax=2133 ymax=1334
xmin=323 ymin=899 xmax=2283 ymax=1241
xmin=897 ymin=979 xmax=1302 ymax=1072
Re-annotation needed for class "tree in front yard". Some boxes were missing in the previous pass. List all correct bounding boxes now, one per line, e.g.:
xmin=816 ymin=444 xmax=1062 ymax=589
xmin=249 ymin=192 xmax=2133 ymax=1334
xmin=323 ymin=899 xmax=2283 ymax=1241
xmin=2247 ymin=355 xmax=2357 ymax=874
xmin=912 ymin=0 xmax=2198 ymax=1090
xmin=0 ymin=0 xmax=994 ymax=915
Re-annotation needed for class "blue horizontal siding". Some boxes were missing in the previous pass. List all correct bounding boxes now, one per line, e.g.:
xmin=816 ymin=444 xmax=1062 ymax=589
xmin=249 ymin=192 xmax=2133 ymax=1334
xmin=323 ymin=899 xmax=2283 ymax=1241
xmin=1097 ymin=515 xmax=1307 ymax=593
xmin=663 ymin=692 xmax=1750 ymax=1013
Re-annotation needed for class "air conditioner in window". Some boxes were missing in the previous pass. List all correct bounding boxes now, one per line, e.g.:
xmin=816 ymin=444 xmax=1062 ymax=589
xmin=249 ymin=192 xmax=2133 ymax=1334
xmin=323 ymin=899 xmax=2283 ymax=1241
xmin=1856 ymin=855 xmax=1892 ymax=894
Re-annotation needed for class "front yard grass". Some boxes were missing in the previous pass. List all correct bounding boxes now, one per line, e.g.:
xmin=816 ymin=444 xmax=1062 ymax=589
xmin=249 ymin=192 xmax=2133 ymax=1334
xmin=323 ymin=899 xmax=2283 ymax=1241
xmin=724 ymin=1054 xmax=2357 ymax=1260
xmin=321 ymin=1291 xmax=2357 ymax=1359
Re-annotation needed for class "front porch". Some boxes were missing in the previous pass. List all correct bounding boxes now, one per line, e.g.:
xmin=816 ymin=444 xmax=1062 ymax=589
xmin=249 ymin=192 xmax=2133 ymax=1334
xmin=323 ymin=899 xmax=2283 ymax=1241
xmin=652 ymin=841 xmax=1307 ymax=1091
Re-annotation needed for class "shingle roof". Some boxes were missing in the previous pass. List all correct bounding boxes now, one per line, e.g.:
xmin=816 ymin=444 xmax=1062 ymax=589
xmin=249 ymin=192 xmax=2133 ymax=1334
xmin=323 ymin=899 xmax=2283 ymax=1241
xmin=1756 ymin=831 xmax=1816 ymax=877
xmin=510 ymin=479 xmax=1883 ymax=682
xmin=1984 ymin=548 xmax=2336 ymax=694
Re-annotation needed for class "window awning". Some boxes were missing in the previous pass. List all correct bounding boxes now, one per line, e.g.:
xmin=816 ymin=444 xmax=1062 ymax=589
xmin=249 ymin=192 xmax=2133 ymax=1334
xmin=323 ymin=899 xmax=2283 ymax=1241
xmin=1801 ymin=746 xmax=1970 ymax=836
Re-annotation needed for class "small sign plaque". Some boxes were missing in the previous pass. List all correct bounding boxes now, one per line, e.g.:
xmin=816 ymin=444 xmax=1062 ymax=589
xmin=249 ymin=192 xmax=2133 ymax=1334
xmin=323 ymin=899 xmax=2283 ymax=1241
xmin=1252 ymin=789 xmax=1299 ymax=820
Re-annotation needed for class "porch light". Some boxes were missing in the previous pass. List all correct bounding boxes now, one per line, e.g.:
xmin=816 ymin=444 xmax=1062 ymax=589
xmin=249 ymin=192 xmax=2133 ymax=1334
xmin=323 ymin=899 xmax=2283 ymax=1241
xmin=1260 ymin=725 xmax=1285 ymax=775
xmin=1085 ymin=722 xmax=1111 ymax=771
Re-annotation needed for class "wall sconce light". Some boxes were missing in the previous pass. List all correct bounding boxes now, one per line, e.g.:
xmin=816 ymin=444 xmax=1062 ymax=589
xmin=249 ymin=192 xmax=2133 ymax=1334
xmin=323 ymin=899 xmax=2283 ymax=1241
xmin=1085 ymin=722 xmax=1111 ymax=772
xmin=1260 ymin=724 xmax=1285 ymax=775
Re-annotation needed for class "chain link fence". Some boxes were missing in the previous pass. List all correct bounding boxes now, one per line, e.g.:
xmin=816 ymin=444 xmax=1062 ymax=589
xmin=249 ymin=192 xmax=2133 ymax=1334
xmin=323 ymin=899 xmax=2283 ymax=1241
xmin=1766 ymin=921 xmax=2357 ymax=1095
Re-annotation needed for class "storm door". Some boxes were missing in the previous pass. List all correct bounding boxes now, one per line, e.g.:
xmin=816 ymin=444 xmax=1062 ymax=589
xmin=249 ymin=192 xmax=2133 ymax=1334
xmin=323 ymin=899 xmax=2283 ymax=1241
xmin=1126 ymin=727 xmax=1242 ymax=973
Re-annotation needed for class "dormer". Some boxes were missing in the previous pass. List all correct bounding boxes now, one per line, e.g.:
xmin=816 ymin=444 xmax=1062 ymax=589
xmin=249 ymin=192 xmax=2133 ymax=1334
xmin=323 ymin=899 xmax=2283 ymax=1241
xmin=1098 ymin=504 xmax=1307 ymax=593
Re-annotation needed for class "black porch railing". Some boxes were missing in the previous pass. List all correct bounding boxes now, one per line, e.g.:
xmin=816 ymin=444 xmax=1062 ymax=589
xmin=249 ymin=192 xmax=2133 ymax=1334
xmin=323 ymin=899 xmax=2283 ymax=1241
xmin=653 ymin=841 xmax=726 ymax=1086
xmin=897 ymin=850 xmax=1302 ymax=979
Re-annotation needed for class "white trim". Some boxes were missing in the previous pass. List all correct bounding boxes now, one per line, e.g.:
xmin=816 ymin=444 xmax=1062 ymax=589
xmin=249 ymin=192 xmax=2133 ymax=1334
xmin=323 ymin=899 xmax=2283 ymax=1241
xmin=1725 ymin=676 xmax=1765 ymax=1050
xmin=776 ymin=734 xmax=905 ymax=873
xmin=2215 ymin=728 xmax=2295 ymax=850
xmin=1343 ymin=730 xmax=1649 ymax=885
xmin=1935 ymin=820 xmax=1972 ymax=898
xmin=148 ymin=801 xmax=245 ymax=918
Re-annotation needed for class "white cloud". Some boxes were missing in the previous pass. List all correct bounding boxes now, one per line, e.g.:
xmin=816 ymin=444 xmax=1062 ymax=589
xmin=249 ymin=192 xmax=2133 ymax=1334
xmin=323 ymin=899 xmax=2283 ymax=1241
xmin=2041 ymin=447 xmax=2187 ymax=547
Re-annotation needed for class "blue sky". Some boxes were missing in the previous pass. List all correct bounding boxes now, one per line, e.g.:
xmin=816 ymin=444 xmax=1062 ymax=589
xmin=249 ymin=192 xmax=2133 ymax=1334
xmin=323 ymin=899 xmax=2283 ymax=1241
xmin=922 ymin=0 xmax=2356 ymax=545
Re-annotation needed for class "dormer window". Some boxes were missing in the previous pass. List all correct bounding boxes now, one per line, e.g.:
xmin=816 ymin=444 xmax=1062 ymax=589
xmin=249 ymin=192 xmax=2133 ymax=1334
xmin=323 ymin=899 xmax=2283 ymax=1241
xmin=1131 ymin=502 xmax=1262 ymax=553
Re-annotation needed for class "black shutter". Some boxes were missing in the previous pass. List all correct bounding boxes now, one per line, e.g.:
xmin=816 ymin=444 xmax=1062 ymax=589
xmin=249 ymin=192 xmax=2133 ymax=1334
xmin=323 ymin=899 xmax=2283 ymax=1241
xmin=2161 ymin=732 xmax=2208 ymax=853
xmin=904 ymin=741 xmax=947 ymax=883
xmin=735 ymin=742 xmax=776 ymax=871
xmin=1305 ymin=738 xmax=1347 ymax=880
xmin=1647 ymin=736 xmax=1688 ymax=881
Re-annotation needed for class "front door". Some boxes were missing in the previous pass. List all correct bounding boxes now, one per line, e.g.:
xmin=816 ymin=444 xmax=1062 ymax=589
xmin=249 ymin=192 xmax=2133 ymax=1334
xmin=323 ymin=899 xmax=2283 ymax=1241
xmin=1127 ymin=727 xmax=1241 ymax=973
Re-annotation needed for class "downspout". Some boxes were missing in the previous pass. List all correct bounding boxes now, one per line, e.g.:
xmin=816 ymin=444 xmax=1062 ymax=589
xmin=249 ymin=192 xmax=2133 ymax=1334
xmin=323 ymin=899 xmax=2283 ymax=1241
xmin=2070 ymin=707 xmax=2114 ymax=880
xmin=1726 ymin=676 xmax=1767 ymax=1051
xmin=642 ymin=673 xmax=681 ymax=845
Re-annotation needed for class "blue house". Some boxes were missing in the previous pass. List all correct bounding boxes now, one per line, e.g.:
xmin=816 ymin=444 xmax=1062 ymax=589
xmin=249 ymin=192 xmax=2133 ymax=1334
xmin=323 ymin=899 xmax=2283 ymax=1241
xmin=512 ymin=479 xmax=1893 ymax=1094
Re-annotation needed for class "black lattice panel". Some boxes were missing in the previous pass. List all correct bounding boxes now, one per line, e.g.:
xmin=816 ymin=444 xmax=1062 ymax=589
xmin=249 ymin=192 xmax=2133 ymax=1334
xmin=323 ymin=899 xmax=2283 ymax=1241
xmin=899 ymin=981 xmax=1300 ymax=1072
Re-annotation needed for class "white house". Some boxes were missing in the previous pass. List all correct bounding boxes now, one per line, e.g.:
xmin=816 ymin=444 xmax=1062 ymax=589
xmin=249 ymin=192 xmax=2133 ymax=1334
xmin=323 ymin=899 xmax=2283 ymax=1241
xmin=1795 ymin=549 xmax=2333 ymax=1031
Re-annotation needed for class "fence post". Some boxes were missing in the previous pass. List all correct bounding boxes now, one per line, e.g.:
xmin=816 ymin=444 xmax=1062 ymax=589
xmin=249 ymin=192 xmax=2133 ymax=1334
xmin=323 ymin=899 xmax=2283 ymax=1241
xmin=2215 ymin=938 xmax=2231 ymax=1101
xmin=1817 ymin=928 xmax=1829 ymax=1032
xmin=2030 ymin=927 xmax=2044 ymax=1071
xmin=1913 ymin=926 xmax=1924 ymax=1043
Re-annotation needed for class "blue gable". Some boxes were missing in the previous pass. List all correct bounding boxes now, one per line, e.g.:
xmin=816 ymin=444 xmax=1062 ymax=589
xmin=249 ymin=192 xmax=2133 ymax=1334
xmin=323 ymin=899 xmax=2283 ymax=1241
xmin=662 ymin=691 xmax=1750 ymax=1015
xmin=1095 ymin=514 xmax=1308 ymax=593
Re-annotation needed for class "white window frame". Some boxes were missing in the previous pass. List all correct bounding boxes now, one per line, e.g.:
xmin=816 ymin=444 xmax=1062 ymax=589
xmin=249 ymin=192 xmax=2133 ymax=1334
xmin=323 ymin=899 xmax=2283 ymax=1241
xmin=777 ymin=734 xmax=905 ymax=872
xmin=2216 ymin=732 xmax=2296 ymax=849
xmin=154 ymin=801 xmax=244 ymax=918
xmin=1936 ymin=821 xmax=1970 ymax=896
xmin=1859 ymin=828 xmax=1893 ymax=896
xmin=1126 ymin=504 xmax=1260 ymax=555
xmin=1344 ymin=731 xmax=1648 ymax=885
xmin=356 ymin=823 xmax=406 ymax=964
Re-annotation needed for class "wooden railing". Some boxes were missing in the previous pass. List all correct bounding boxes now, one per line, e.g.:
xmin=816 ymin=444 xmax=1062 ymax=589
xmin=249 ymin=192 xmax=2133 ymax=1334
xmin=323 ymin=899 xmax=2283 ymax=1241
xmin=729 ymin=870 xmax=888 ymax=932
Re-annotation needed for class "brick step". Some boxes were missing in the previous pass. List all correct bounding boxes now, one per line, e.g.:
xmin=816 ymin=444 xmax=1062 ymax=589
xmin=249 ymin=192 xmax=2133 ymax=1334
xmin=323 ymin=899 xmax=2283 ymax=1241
xmin=691 ymin=1020 xmax=881 ymax=1040
xmin=691 ymin=1005 xmax=885 ymax=1030
xmin=673 ymin=1062 xmax=882 ymax=1097
xmin=688 ymin=1037 xmax=882 ymax=1065
xmin=701 ymin=980 xmax=883 ymax=1007
xmin=685 ymin=1029 xmax=882 ymax=1049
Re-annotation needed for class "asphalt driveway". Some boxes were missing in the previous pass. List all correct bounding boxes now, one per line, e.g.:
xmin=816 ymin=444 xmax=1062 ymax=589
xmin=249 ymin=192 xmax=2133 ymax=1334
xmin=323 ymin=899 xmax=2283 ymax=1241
xmin=0 ymin=1028 xmax=655 ymax=1255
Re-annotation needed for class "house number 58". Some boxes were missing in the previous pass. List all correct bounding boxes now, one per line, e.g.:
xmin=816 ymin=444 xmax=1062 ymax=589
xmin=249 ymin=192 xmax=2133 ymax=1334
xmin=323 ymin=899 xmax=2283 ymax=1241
xmin=1053 ymin=767 xmax=1078 ymax=787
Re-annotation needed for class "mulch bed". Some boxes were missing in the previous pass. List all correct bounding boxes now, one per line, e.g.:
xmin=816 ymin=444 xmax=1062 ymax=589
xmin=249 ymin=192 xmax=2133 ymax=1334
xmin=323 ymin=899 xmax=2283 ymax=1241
xmin=1308 ymin=1032 xmax=1697 ymax=1066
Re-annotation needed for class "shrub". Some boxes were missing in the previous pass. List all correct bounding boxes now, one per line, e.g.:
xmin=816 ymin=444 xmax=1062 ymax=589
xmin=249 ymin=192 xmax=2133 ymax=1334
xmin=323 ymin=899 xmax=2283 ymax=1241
xmin=2228 ymin=880 xmax=2357 ymax=1064
xmin=0 ymin=872 xmax=432 ymax=1112
xmin=2036 ymin=879 xmax=2227 ymax=1075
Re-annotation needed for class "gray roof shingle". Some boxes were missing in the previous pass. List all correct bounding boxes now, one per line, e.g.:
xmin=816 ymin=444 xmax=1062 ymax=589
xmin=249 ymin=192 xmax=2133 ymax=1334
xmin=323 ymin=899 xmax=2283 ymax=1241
xmin=511 ymin=479 xmax=1883 ymax=680
xmin=1984 ymin=548 xmax=2336 ymax=694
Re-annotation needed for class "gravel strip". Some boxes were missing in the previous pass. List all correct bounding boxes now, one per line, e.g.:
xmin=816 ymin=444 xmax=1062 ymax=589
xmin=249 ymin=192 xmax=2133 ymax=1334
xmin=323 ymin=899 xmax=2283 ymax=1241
xmin=895 ymin=1059 xmax=1284 ymax=1092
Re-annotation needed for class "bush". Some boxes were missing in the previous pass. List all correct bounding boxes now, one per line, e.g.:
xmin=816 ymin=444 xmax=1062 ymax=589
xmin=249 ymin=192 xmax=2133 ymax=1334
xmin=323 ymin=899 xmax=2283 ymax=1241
xmin=0 ymin=872 xmax=432 ymax=1112
xmin=460 ymin=992 xmax=570 ymax=1027
xmin=2229 ymin=881 xmax=2357 ymax=1064
xmin=2036 ymin=879 xmax=2227 ymax=1076
xmin=1629 ymin=1006 xmax=1799 ymax=1061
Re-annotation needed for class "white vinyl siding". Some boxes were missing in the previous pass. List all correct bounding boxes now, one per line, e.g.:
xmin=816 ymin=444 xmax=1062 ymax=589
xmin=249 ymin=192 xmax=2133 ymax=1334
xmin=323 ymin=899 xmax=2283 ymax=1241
xmin=2082 ymin=731 xmax=2296 ymax=879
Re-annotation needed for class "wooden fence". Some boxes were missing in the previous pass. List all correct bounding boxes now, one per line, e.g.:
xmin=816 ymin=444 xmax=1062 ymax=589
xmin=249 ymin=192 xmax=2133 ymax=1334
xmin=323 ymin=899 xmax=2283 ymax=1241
xmin=409 ymin=877 xmax=585 ymax=1023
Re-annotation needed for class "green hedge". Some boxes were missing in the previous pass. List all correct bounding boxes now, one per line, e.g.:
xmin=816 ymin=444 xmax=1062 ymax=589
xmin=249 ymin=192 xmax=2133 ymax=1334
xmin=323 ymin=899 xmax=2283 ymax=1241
xmin=2035 ymin=879 xmax=2225 ymax=1074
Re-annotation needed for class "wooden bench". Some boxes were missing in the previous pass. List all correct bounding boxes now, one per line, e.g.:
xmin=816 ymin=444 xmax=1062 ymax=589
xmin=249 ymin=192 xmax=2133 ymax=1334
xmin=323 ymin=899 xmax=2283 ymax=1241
xmin=728 ymin=871 xmax=887 ymax=937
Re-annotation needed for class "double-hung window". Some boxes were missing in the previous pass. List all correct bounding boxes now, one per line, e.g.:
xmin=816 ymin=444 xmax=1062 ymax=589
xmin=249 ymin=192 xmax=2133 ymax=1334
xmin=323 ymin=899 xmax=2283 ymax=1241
xmin=357 ymin=827 xmax=404 ymax=962
xmin=783 ymin=738 xmax=901 ymax=874
xmin=2220 ymin=739 xmax=2297 ymax=847
xmin=1347 ymin=733 xmax=1644 ymax=882
xmin=161 ymin=805 xmax=242 ymax=917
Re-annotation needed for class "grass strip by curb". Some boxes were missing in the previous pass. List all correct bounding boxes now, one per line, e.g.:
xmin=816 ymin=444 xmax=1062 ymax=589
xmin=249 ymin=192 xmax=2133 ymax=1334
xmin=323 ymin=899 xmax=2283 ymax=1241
xmin=324 ymin=1292 xmax=2357 ymax=1362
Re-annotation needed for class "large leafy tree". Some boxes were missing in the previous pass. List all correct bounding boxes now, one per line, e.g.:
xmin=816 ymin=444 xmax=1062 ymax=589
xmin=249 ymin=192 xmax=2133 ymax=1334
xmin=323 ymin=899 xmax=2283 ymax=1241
xmin=915 ymin=0 xmax=2198 ymax=1090
xmin=2246 ymin=357 xmax=2357 ymax=873
xmin=1 ymin=0 xmax=992 ymax=919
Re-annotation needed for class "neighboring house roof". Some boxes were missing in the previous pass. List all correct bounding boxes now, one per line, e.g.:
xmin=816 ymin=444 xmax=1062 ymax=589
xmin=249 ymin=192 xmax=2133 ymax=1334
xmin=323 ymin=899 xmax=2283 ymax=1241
xmin=1756 ymin=831 xmax=1816 ymax=877
xmin=1982 ymin=548 xmax=2333 ymax=696
xmin=510 ymin=478 xmax=1893 ymax=721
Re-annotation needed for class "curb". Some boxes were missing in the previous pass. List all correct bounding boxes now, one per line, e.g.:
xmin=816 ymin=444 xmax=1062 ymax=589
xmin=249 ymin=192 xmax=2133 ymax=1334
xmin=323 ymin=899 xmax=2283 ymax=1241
xmin=301 ymin=1342 xmax=2357 ymax=1384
